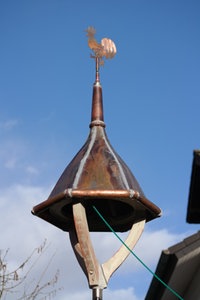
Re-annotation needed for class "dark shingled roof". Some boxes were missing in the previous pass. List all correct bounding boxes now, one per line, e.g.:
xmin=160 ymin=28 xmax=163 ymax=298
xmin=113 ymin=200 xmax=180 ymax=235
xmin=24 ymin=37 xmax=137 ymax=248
xmin=187 ymin=150 xmax=200 ymax=223
xmin=145 ymin=231 xmax=200 ymax=300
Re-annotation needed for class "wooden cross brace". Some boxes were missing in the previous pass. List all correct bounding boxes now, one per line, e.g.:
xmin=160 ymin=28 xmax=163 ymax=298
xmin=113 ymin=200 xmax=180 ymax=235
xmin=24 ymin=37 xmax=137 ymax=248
xmin=69 ymin=203 xmax=145 ymax=299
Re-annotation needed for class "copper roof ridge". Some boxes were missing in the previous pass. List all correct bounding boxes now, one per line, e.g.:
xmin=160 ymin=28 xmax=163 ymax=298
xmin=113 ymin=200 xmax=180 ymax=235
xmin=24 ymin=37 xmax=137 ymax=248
xmin=32 ymin=188 xmax=161 ymax=217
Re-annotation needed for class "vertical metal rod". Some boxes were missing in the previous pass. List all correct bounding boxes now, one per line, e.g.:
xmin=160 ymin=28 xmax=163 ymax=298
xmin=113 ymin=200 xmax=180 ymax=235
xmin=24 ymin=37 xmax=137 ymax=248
xmin=95 ymin=57 xmax=100 ymax=83
xmin=92 ymin=287 xmax=103 ymax=300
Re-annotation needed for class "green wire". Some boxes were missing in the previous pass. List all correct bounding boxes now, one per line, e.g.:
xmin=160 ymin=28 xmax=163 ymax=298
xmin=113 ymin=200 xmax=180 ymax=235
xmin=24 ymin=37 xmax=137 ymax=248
xmin=93 ymin=206 xmax=184 ymax=300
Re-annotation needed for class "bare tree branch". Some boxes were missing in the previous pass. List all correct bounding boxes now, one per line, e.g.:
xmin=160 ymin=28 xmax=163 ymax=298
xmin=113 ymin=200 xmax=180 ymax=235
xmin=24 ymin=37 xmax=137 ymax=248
xmin=0 ymin=240 xmax=61 ymax=300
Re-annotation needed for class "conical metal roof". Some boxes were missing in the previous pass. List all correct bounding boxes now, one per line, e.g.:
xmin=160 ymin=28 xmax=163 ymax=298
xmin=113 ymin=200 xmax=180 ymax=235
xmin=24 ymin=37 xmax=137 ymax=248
xmin=32 ymin=33 xmax=161 ymax=232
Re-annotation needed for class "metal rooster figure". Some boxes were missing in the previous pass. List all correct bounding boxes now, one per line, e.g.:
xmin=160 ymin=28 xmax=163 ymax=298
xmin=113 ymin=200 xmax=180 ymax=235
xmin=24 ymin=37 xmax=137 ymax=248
xmin=86 ymin=26 xmax=117 ymax=69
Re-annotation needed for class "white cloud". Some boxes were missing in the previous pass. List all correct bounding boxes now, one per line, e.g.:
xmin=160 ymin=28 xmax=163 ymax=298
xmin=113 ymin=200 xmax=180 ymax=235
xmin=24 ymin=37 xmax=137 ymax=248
xmin=4 ymin=157 xmax=17 ymax=169
xmin=25 ymin=165 xmax=39 ymax=175
xmin=0 ymin=184 xmax=49 ymax=252
xmin=0 ymin=119 xmax=18 ymax=131
xmin=105 ymin=287 xmax=141 ymax=300
xmin=61 ymin=287 xmax=141 ymax=300
xmin=123 ymin=228 xmax=188 ymax=272
xmin=0 ymin=183 xmax=193 ymax=300
xmin=0 ymin=138 xmax=26 ymax=171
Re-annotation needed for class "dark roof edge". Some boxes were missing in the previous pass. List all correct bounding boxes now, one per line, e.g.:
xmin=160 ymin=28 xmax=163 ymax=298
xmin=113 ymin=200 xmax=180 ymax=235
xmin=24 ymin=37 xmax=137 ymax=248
xmin=187 ymin=149 xmax=200 ymax=223
xmin=145 ymin=231 xmax=200 ymax=300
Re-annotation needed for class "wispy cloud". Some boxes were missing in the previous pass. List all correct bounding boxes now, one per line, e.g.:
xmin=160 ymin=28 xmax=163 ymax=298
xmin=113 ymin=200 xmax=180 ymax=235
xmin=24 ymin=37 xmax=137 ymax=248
xmin=62 ymin=287 xmax=141 ymax=300
xmin=25 ymin=165 xmax=39 ymax=175
xmin=4 ymin=157 xmax=18 ymax=169
xmin=0 ymin=119 xmax=19 ymax=131
xmin=0 ymin=136 xmax=40 ymax=182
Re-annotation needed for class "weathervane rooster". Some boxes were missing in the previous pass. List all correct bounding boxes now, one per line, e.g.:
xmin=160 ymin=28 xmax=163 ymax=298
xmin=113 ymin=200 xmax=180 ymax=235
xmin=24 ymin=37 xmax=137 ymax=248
xmin=86 ymin=26 xmax=117 ymax=66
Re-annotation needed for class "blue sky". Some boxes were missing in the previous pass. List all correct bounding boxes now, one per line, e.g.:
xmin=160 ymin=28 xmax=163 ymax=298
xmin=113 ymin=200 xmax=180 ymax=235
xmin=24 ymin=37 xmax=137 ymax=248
xmin=0 ymin=1 xmax=200 ymax=299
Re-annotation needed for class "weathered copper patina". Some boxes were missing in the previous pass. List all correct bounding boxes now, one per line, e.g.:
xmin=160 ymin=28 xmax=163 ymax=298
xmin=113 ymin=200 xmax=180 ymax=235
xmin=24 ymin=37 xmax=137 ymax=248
xmin=32 ymin=56 xmax=161 ymax=232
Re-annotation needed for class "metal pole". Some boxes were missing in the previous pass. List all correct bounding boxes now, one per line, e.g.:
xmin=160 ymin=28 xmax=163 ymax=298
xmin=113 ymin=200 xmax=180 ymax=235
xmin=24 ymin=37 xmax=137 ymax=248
xmin=92 ymin=287 xmax=103 ymax=300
